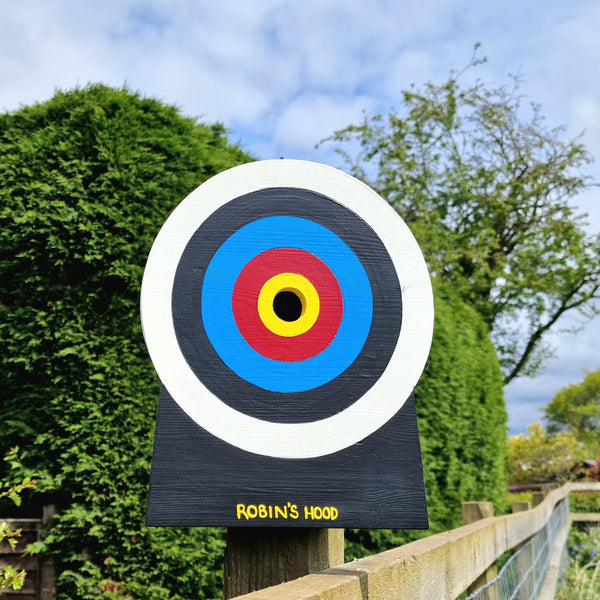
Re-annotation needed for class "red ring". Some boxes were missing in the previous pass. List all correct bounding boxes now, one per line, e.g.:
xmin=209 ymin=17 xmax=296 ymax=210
xmin=232 ymin=248 xmax=343 ymax=362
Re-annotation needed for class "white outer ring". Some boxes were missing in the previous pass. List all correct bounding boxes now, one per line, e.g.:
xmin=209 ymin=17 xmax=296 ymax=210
xmin=140 ymin=159 xmax=433 ymax=458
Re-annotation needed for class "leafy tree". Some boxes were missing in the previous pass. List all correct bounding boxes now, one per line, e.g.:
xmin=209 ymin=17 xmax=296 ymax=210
xmin=0 ymin=84 xmax=252 ymax=599
xmin=544 ymin=368 xmax=600 ymax=448
xmin=346 ymin=282 xmax=507 ymax=557
xmin=322 ymin=55 xmax=600 ymax=383
xmin=507 ymin=422 xmax=589 ymax=484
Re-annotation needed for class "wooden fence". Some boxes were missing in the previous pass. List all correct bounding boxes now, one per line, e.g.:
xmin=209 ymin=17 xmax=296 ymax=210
xmin=1 ymin=485 xmax=597 ymax=599
xmin=0 ymin=506 xmax=55 ymax=600
xmin=230 ymin=482 xmax=600 ymax=600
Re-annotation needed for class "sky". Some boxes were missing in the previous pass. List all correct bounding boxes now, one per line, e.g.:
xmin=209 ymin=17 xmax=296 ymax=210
xmin=1 ymin=0 xmax=599 ymax=437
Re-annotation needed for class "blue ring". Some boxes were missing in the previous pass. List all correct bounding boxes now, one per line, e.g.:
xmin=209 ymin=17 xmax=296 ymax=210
xmin=202 ymin=216 xmax=373 ymax=392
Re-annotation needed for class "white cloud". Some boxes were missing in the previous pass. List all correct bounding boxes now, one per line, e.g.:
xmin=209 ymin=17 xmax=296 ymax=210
xmin=571 ymin=95 xmax=600 ymax=152
xmin=272 ymin=93 xmax=374 ymax=153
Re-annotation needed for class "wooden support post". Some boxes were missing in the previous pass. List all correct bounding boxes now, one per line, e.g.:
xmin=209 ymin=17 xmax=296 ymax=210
xmin=512 ymin=500 xmax=534 ymax=600
xmin=41 ymin=503 xmax=56 ymax=600
xmin=223 ymin=528 xmax=344 ymax=599
xmin=532 ymin=490 xmax=548 ymax=507
xmin=462 ymin=502 xmax=499 ymax=600
xmin=511 ymin=501 xmax=531 ymax=513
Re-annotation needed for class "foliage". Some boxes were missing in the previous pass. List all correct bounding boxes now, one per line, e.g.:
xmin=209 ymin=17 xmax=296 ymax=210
xmin=507 ymin=422 xmax=590 ymax=484
xmin=0 ymin=565 xmax=26 ymax=593
xmin=501 ymin=490 xmax=539 ymax=517
xmin=504 ymin=491 xmax=533 ymax=509
xmin=557 ymin=525 xmax=600 ymax=600
xmin=503 ymin=491 xmax=600 ymax=516
xmin=0 ymin=466 xmax=37 ymax=592
xmin=508 ymin=369 xmax=600 ymax=486
xmin=0 ymin=84 xmax=252 ymax=599
xmin=345 ymin=282 xmax=507 ymax=558
xmin=545 ymin=368 xmax=600 ymax=448
xmin=0 ymin=470 xmax=37 ymax=508
xmin=504 ymin=492 xmax=600 ymax=513
xmin=0 ymin=78 xmax=512 ymax=590
xmin=570 ymin=493 xmax=600 ymax=513
xmin=321 ymin=53 xmax=600 ymax=383
xmin=416 ymin=283 xmax=507 ymax=527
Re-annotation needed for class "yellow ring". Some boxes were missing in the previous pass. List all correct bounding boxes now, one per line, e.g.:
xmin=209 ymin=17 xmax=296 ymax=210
xmin=258 ymin=273 xmax=320 ymax=337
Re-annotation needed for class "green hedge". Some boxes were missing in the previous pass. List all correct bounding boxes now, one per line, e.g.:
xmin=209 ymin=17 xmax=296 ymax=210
xmin=345 ymin=282 xmax=507 ymax=558
xmin=0 ymin=85 xmax=251 ymax=600
xmin=570 ymin=492 xmax=600 ymax=513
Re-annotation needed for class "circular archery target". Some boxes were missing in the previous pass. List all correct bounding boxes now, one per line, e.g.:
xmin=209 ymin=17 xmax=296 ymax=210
xmin=140 ymin=159 xmax=434 ymax=459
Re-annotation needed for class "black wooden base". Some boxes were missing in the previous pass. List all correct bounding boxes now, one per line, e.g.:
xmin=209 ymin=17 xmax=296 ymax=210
xmin=147 ymin=387 xmax=428 ymax=529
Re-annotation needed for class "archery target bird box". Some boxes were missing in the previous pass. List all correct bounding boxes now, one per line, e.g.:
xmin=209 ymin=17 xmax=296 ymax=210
xmin=141 ymin=159 xmax=433 ymax=528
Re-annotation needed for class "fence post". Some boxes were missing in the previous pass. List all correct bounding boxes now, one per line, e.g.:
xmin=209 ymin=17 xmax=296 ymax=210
xmin=223 ymin=527 xmax=344 ymax=599
xmin=532 ymin=490 xmax=548 ymax=507
xmin=512 ymin=501 xmax=534 ymax=600
xmin=512 ymin=501 xmax=531 ymax=513
xmin=40 ymin=504 xmax=56 ymax=600
xmin=462 ymin=502 xmax=499 ymax=599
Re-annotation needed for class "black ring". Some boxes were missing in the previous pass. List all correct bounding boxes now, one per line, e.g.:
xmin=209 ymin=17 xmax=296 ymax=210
xmin=172 ymin=188 xmax=402 ymax=423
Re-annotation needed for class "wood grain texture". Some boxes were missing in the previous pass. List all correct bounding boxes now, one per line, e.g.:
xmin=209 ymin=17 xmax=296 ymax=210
xmin=223 ymin=528 xmax=344 ymax=599
xmin=141 ymin=161 xmax=434 ymax=461
xmin=462 ymin=502 xmax=494 ymax=524
xmin=461 ymin=502 xmax=498 ymax=599
xmin=0 ymin=514 xmax=55 ymax=600
xmin=147 ymin=388 xmax=428 ymax=529
xmin=171 ymin=189 xmax=401 ymax=423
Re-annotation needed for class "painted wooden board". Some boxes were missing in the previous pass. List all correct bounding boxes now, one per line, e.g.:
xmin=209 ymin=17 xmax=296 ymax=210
xmin=141 ymin=159 xmax=433 ymax=528
xmin=147 ymin=387 xmax=428 ymax=528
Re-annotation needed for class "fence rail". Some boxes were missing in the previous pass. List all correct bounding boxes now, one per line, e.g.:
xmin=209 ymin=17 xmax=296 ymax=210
xmin=466 ymin=496 xmax=569 ymax=600
xmin=231 ymin=482 xmax=600 ymax=600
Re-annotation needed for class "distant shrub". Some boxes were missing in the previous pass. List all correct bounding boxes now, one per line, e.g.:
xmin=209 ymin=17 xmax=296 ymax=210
xmin=570 ymin=493 xmax=600 ymax=514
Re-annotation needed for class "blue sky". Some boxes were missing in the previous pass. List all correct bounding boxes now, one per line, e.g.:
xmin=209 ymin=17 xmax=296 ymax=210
xmin=2 ymin=0 xmax=599 ymax=436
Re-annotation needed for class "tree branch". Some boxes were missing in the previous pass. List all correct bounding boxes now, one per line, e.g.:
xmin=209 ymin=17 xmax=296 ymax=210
xmin=503 ymin=282 xmax=600 ymax=384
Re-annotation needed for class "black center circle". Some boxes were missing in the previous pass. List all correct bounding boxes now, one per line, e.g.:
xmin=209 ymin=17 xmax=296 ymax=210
xmin=274 ymin=291 xmax=303 ymax=322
